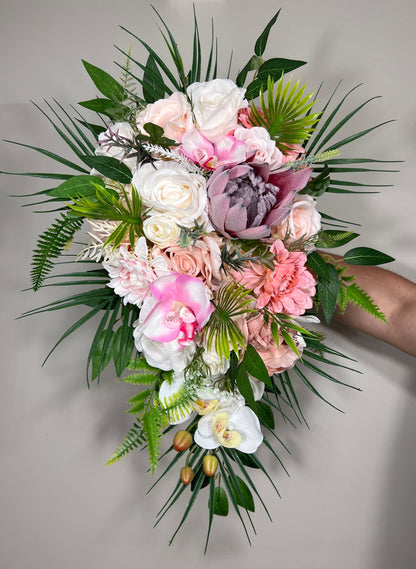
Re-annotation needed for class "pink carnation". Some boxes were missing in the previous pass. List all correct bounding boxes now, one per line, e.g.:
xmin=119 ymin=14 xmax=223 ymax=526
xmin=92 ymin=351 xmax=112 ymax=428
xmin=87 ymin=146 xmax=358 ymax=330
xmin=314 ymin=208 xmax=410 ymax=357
xmin=235 ymin=239 xmax=316 ymax=316
xmin=247 ymin=314 xmax=302 ymax=375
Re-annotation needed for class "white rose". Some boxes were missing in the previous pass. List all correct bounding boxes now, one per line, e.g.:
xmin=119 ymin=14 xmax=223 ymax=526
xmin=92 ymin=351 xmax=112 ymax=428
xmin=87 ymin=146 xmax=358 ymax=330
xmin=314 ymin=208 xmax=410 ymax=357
xmin=136 ymin=92 xmax=193 ymax=143
xmin=275 ymin=195 xmax=321 ymax=252
xmin=96 ymin=121 xmax=137 ymax=172
xmin=233 ymin=126 xmax=283 ymax=170
xmin=187 ymin=79 xmax=248 ymax=142
xmin=202 ymin=347 xmax=230 ymax=379
xmin=133 ymin=161 xmax=208 ymax=227
xmin=143 ymin=213 xmax=181 ymax=246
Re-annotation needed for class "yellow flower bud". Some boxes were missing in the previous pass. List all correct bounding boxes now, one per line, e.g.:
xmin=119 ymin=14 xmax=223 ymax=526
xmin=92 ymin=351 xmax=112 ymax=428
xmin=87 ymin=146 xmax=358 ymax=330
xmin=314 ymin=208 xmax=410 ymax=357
xmin=180 ymin=466 xmax=194 ymax=485
xmin=202 ymin=454 xmax=218 ymax=477
xmin=173 ymin=430 xmax=193 ymax=452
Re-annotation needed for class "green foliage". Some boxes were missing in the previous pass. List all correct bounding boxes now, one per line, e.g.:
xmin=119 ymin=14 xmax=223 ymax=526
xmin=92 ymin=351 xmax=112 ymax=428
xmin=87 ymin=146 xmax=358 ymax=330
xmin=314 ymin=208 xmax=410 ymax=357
xmin=31 ymin=212 xmax=83 ymax=291
xmin=254 ymin=10 xmax=281 ymax=57
xmin=213 ymin=487 xmax=228 ymax=516
xmin=70 ymin=185 xmax=144 ymax=249
xmin=106 ymin=420 xmax=146 ymax=465
xmin=315 ymin=229 xmax=359 ymax=249
xmin=158 ymin=383 xmax=195 ymax=425
xmin=80 ymin=155 xmax=132 ymax=184
xmin=120 ymin=356 xmax=160 ymax=385
xmin=341 ymin=283 xmax=387 ymax=322
xmin=316 ymin=262 xmax=340 ymax=324
xmin=79 ymin=60 xmax=131 ymax=121
xmin=47 ymin=174 xmax=105 ymax=200
xmin=303 ymin=83 xmax=399 ymax=196
xmin=143 ymin=406 xmax=165 ymax=473
xmin=205 ymin=283 xmax=255 ymax=360
xmin=220 ymin=239 xmax=274 ymax=273
xmin=343 ymin=247 xmax=394 ymax=265
xmin=249 ymin=76 xmax=319 ymax=151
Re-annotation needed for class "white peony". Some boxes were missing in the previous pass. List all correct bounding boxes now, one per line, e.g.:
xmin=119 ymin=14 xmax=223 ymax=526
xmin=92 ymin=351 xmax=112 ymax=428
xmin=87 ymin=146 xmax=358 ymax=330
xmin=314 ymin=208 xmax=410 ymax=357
xmin=102 ymin=237 xmax=168 ymax=306
xmin=187 ymin=79 xmax=248 ymax=142
xmin=133 ymin=161 xmax=208 ymax=227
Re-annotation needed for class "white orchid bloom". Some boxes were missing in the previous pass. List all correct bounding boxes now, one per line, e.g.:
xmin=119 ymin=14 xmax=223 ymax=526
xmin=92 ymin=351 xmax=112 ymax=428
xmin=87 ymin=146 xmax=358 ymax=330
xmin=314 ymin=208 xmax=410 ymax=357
xmin=194 ymin=404 xmax=263 ymax=454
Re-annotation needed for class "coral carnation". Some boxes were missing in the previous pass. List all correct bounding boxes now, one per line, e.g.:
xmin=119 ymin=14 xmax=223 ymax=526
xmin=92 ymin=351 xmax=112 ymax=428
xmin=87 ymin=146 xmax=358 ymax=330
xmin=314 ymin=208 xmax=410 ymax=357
xmin=235 ymin=239 xmax=316 ymax=316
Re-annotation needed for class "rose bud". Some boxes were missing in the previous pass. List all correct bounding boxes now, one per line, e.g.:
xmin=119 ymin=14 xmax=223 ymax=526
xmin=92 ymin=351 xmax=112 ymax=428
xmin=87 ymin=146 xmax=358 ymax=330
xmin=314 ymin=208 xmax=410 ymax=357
xmin=202 ymin=455 xmax=218 ymax=477
xmin=180 ymin=466 xmax=194 ymax=485
xmin=173 ymin=430 xmax=193 ymax=452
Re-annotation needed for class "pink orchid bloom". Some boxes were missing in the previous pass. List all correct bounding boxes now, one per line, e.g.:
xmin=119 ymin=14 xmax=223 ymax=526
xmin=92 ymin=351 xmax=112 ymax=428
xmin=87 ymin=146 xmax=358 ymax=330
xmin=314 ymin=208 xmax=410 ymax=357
xmin=141 ymin=273 xmax=213 ymax=347
xmin=180 ymin=128 xmax=247 ymax=171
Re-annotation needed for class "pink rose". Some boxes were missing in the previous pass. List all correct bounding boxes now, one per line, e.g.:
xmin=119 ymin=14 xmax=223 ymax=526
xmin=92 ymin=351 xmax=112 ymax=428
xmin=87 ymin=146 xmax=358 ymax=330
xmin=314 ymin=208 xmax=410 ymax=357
xmin=280 ymin=144 xmax=306 ymax=165
xmin=247 ymin=314 xmax=302 ymax=375
xmin=233 ymin=126 xmax=283 ymax=170
xmin=152 ymin=234 xmax=224 ymax=289
xmin=274 ymin=195 xmax=321 ymax=251
xmin=235 ymin=239 xmax=316 ymax=316
xmin=136 ymin=92 xmax=193 ymax=143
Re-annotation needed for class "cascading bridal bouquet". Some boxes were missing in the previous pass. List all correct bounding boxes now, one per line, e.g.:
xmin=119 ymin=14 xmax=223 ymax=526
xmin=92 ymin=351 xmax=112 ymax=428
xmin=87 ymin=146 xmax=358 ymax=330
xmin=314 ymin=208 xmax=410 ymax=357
xmin=4 ymin=7 xmax=396 ymax=548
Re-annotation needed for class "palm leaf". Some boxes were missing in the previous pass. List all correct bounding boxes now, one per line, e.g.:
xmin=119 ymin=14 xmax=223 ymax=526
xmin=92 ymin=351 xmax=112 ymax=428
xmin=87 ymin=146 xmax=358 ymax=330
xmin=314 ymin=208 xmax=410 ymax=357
xmin=250 ymin=76 xmax=320 ymax=151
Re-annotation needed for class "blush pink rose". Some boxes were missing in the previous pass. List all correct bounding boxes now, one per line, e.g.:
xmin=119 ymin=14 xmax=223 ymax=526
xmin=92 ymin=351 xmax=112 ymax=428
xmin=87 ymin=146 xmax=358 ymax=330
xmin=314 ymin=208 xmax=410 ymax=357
xmin=136 ymin=92 xmax=193 ymax=143
xmin=235 ymin=239 xmax=316 ymax=316
xmin=247 ymin=314 xmax=302 ymax=375
xmin=280 ymin=144 xmax=306 ymax=165
xmin=274 ymin=195 xmax=321 ymax=251
xmin=233 ymin=126 xmax=283 ymax=170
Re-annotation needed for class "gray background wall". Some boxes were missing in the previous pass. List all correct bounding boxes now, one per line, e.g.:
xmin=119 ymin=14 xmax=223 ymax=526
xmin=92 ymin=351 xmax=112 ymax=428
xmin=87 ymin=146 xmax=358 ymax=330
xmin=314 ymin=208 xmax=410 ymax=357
xmin=1 ymin=1 xmax=415 ymax=568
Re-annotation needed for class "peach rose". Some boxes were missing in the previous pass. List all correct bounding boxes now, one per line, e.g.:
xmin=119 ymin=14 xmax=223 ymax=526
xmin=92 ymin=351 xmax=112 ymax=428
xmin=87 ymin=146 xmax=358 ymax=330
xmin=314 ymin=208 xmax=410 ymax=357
xmin=136 ymin=91 xmax=193 ymax=143
xmin=152 ymin=234 xmax=224 ymax=289
xmin=247 ymin=314 xmax=302 ymax=375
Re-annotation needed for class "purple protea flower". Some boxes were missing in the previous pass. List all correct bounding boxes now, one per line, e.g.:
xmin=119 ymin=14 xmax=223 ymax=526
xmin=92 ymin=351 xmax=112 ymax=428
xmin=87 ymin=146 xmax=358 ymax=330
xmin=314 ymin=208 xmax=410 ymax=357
xmin=206 ymin=162 xmax=312 ymax=240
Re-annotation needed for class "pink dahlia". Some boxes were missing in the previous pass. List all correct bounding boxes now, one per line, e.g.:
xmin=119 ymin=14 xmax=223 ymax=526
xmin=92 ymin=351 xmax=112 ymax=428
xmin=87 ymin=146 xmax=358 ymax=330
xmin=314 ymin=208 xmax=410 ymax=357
xmin=235 ymin=239 xmax=316 ymax=316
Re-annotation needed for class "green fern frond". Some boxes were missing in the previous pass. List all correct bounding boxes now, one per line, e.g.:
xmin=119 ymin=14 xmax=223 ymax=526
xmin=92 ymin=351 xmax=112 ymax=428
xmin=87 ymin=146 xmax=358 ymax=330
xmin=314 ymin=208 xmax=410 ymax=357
xmin=106 ymin=420 xmax=146 ymax=465
xmin=31 ymin=211 xmax=83 ymax=291
xmin=126 ymin=389 xmax=153 ymax=415
xmin=120 ymin=356 xmax=160 ymax=385
xmin=344 ymin=282 xmax=387 ymax=322
xmin=205 ymin=284 xmax=255 ymax=360
xmin=250 ymin=76 xmax=320 ymax=151
xmin=143 ymin=406 xmax=164 ymax=473
xmin=159 ymin=387 xmax=195 ymax=424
